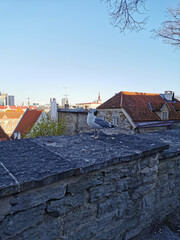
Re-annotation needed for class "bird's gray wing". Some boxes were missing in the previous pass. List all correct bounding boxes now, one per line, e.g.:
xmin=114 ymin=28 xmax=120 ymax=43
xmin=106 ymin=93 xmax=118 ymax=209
xmin=95 ymin=117 xmax=111 ymax=128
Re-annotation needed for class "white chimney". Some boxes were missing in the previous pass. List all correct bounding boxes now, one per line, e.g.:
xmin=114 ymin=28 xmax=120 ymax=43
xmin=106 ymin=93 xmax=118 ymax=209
xmin=14 ymin=132 xmax=21 ymax=140
xmin=50 ymin=98 xmax=58 ymax=121
xmin=164 ymin=91 xmax=174 ymax=101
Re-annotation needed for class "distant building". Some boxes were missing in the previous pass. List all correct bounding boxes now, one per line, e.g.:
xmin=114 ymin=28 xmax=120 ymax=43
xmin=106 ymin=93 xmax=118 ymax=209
xmin=0 ymin=92 xmax=8 ymax=106
xmin=8 ymin=95 xmax=15 ymax=106
xmin=58 ymin=108 xmax=89 ymax=135
xmin=61 ymin=98 xmax=69 ymax=108
xmin=0 ymin=125 xmax=10 ymax=141
xmin=11 ymin=108 xmax=45 ymax=139
xmin=97 ymin=91 xmax=180 ymax=132
xmin=0 ymin=111 xmax=24 ymax=136
xmin=0 ymin=92 xmax=15 ymax=106
xmin=76 ymin=92 xmax=102 ymax=109
xmin=50 ymin=98 xmax=58 ymax=121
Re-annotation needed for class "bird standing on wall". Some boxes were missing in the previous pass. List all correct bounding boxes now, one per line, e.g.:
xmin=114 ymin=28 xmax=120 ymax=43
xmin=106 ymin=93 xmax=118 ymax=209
xmin=87 ymin=108 xmax=113 ymax=138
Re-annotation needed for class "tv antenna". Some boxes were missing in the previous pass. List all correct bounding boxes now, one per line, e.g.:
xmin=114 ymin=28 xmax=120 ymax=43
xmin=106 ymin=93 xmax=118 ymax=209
xmin=63 ymin=87 xmax=70 ymax=99
xmin=27 ymin=97 xmax=30 ymax=107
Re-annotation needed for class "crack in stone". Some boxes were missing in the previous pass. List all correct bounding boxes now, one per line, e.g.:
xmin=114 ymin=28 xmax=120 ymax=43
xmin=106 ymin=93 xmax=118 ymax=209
xmin=0 ymin=161 xmax=20 ymax=192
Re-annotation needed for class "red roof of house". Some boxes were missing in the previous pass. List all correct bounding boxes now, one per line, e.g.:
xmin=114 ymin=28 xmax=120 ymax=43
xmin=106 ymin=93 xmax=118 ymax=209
xmin=172 ymin=102 xmax=180 ymax=111
xmin=0 ymin=112 xmax=23 ymax=119
xmin=0 ymin=105 xmax=36 ymax=111
xmin=0 ymin=126 xmax=10 ymax=140
xmin=0 ymin=106 xmax=7 ymax=110
xmin=11 ymin=109 xmax=43 ymax=138
xmin=97 ymin=91 xmax=180 ymax=122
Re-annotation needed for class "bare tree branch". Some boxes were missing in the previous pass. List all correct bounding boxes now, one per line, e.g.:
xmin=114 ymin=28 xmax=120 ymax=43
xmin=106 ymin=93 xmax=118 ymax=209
xmin=153 ymin=6 xmax=180 ymax=48
xmin=103 ymin=0 xmax=148 ymax=32
xmin=103 ymin=0 xmax=180 ymax=48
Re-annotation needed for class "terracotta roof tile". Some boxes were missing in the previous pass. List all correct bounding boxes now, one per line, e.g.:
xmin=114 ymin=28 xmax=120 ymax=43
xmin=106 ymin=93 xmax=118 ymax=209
xmin=0 ymin=106 xmax=7 ymax=109
xmin=172 ymin=102 xmax=180 ymax=111
xmin=97 ymin=91 xmax=180 ymax=122
xmin=149 ymin=102 xmax=165 ymax=111
xmin=0 ymin=112 xmax=23 ymax=119
xmin=12 ymin=109 xmax=43 ymax=138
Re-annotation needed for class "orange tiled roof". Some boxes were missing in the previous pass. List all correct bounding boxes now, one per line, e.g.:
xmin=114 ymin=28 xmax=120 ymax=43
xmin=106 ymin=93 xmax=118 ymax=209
xmin=12 ymin=109 xmax=43 ymax=138
xmin=0 ymin=106 xmax=7 ymax=109
xmin=0 ymin=126 xmax=10 ymax=140
xmin=0 ymin=106 xmax=36 ymax=111
xmin=97 ymin=91 xmax=180 ymax=122
xmin=149 ymin=102 xmax=165 ymax=111
xmin=0 ymin=112 xmax=23 ymax=119
xmin=172 ymin=102 xmax=180 ymax=111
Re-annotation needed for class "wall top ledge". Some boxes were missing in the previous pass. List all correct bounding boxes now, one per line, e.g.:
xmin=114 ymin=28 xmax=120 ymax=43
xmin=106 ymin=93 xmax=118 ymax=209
xmin=0 ymin=129 xmax=180 ymax=198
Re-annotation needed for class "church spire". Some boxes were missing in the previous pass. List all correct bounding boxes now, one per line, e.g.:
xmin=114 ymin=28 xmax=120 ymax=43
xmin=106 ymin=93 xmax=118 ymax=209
xmin=98 ymin=92 xmax=101 ymax=102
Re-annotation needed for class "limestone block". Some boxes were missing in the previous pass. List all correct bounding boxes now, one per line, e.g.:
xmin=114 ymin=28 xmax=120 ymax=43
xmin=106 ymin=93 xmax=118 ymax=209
xmin=46 ymin=192 xmax=86 ymax=217
xmin=0 ymin=205 xmax=45 ymax=239
xmin=10 ymin=183 xmax=66 ymax=214
xmin=89 ymin=183 xmax=116 ymax=203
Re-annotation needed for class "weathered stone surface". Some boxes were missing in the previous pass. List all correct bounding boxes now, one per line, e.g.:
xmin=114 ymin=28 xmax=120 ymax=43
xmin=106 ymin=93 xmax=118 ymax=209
xmin=10 ymin=182 xmax=66 ymax=214
xmin=0 ymin=131 xmax=171 ymax=197
xmin=132 ymin=183 xmax=155 ymax=199
xmin=67 ymin=172 xmax=103 ymax=194
xmin=46 ymin=192 xmax=87 ymax=217
xmin=0 ymin=205 xmax=45 ymax=239
xmin=0 ymin=130 xmax=179 ymax=240
xmin=132 ymin=226 xmax=180 ymax=240
xmin=63 ymin=205 xmax=97 ymax=234
xmin=89 ymin=183 xmax=116 ymax=202
xmin=97 ymin=192 xmax=131 ymax=218
xmin=0 ymin=196 xmax=12 ymax=222
xmin=0 ymin=164 xmax=19 ymax=198
xmin=10 ymin=216 xmax=62 ymax=240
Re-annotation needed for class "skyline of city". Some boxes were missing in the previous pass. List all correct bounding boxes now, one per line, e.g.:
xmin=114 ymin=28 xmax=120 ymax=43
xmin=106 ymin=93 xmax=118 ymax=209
xmin=0 ymin=1 xmax=180 ymax=105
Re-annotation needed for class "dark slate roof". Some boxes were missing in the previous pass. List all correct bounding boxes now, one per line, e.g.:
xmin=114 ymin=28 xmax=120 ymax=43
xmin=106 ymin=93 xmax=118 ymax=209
xmin=0 ymin=129 xmax=180 ymax=198
xmin=97 ymin=91 xmax=180 ymax=122
xmin=58 ymin=108 xmax=88 ymax=113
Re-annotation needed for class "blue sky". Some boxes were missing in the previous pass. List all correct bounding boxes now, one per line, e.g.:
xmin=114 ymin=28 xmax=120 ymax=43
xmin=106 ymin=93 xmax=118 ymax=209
xmin=0 ymin=0 xmax=179 ymax=105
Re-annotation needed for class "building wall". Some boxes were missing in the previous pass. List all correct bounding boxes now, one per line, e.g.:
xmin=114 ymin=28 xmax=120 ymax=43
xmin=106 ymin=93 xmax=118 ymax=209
xmin=76 ymin=103 xmax=102 ymax=109
xmin=8 ymin=96 xmax=15 ymax=106
xmin=97 ymin=109 xmax=132 ymax=129
xmin=0 ymin=117 xmax=21 ymax=136
xmin=58 ymin=112 xmax=90 ymax=135
xmin=0 ymin=151 xmax=179 ymax=239
xmin=155 ymin=104 xmax=169 ymax=120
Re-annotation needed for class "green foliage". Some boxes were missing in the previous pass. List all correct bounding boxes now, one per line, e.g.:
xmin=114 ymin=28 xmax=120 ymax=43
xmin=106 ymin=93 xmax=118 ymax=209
xmin=25 ymin=116 xmax=66 ymax=138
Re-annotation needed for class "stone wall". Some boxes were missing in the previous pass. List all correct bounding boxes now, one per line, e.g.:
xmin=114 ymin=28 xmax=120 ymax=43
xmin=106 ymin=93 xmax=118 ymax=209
xmin=0 ymin=131 xmax=180 ymax=240
xmin=97 ymin=109 xmax=132 ymax=129
xmin=58 ymin=111 xmax=89 ymax=135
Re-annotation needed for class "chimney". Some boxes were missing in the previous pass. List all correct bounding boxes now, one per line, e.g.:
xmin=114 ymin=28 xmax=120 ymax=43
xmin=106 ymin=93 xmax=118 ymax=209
xmin=50 ymin=98 xmax=58 ymax=121
xmin=164 ymin=91 xmax=174 ymax=101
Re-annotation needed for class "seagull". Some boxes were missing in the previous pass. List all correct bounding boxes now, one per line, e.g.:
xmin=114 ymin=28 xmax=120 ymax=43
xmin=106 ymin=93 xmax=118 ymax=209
xmin=87 ymin=108 xmax=113 ymax=138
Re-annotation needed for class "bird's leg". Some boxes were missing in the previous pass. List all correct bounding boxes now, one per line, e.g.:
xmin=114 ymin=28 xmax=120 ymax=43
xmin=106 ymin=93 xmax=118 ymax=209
xmin=94 ymin=130 xmax=99 ymax=139
xmin=91 ymin=129 xmax=96 ymax=138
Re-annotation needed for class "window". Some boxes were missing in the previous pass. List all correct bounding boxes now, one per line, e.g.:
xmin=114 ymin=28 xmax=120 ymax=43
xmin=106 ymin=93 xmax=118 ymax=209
xmin=112 ymin=116 xmax=119 ymax=126
xmin=162 ymin=111 xmax=168 ymax=120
